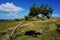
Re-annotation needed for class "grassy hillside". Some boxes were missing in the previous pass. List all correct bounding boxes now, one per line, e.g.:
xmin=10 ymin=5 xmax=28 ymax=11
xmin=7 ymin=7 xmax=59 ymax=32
xmin=0 ymin=18 xmax=60 ymax=40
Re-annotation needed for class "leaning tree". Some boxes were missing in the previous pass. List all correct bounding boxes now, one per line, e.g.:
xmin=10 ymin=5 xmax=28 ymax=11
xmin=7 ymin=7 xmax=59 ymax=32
xmin=38 ymin=4 xmax=53 ymax=19
xmin=28 ymin=4 xmax=39 ymax=18
xmin=7 ymin=16 xmax=29 ymax=40
xmin=28 ymin=4 xmax=53 ymax=19
xmin=7 ymin=4 xmax=53 ymax=40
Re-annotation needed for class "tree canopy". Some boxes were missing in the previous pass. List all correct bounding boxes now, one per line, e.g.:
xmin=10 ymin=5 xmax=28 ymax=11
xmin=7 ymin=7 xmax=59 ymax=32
xmin=28 ymin=4 xmax=53 ymax=19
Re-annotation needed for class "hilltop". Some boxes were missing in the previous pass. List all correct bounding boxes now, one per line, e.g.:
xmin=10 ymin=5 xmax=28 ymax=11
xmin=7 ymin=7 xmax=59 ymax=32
xmin=0 ymin=18 xmax=60 ymax=40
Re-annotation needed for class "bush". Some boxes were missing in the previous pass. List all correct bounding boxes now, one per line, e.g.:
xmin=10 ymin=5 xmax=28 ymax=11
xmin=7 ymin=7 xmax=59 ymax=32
xmin=24 ymin=16 xmax=30 ymax=21
xmin=15 ymin=19 xmax=19 ymax=21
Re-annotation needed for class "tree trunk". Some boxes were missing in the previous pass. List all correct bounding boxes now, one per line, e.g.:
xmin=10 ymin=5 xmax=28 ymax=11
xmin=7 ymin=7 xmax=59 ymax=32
xmin=7 ymin=20 xmax=26 ymax=40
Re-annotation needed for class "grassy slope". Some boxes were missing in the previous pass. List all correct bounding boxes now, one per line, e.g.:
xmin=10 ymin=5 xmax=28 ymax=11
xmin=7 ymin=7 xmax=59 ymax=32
xmin=0 ymin=18 xmax=60 ymax=40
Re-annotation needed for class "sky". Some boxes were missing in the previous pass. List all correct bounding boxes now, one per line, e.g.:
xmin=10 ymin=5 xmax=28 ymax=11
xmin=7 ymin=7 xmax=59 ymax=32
xmin=0 ymin=0 xmax=60 ymax=19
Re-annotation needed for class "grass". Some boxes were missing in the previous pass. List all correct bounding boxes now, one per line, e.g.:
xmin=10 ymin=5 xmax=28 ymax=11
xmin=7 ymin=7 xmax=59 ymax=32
xmin=0 ymin=18 xmax=60 ymax=40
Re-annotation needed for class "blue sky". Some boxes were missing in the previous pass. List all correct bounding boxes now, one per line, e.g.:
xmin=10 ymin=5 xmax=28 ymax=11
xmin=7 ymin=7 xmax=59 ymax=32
xmin=0 ymin=0 xmax=60 ymax=19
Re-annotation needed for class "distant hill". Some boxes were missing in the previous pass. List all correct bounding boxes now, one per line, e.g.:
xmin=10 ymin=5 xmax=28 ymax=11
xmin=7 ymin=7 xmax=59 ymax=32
xmin=0 ymin=19 xmax=8 ymax=22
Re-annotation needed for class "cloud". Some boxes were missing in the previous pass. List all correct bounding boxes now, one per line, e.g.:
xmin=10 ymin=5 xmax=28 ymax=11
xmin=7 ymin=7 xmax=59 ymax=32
xmin=0 ymin=2 xmax=24 ymax=13
xmin=0 ymin=2 xmax=24 ymax=18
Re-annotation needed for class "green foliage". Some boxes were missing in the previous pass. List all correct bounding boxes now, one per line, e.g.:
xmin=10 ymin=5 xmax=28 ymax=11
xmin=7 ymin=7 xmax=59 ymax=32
xmin=24 ymin=16 xmax=29 ymax=21
xmin=14 ymin=18 xmax=24 ymax=21
xmin=39 ymin=4 xmax=53 ymax=19
xmin=28 ymin=4 xmax=39 ymax=17
xmin=15 ymin=19 xmax=20 ymax=21
xmin=28 ymin=4 xmax=53 ymax=19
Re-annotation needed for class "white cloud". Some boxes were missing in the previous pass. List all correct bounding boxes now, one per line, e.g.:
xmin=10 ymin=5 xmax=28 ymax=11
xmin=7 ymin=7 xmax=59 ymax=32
xmin=0 ymin=2 xmax=24 ymax=18
xmin=0 ymin=2 xmax=24 ymax=13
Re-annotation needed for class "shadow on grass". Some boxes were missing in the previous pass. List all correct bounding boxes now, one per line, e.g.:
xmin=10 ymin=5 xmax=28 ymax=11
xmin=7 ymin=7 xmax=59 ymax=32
xmin=0 ymin=32 xmax=6 ymax=36
xmin=56 ymin=23 xmax=60 ymax=34
xmin=56 ymin=29 xmax=60 ymax=34
xmin=13 ymin=30 xmax=41 ymax=39
xmin=24 ymin=30 xmax=41 ymax=37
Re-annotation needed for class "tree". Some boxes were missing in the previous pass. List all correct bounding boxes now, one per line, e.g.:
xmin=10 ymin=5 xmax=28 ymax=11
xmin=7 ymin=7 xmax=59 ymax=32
xmin=28 ymin=4 xmax=39 ymax=18
xmin=7 ymin=16 xmax=29 ymax=40
xmin=28 ymin=4 xmax=53 ymax=19
xmin=39 ymin=4 xmax=53 ymax=19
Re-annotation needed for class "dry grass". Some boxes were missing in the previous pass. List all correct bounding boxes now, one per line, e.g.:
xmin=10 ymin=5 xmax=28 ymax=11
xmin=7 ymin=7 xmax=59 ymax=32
xmin=0 ymin=18 xmax=60 ymax=40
